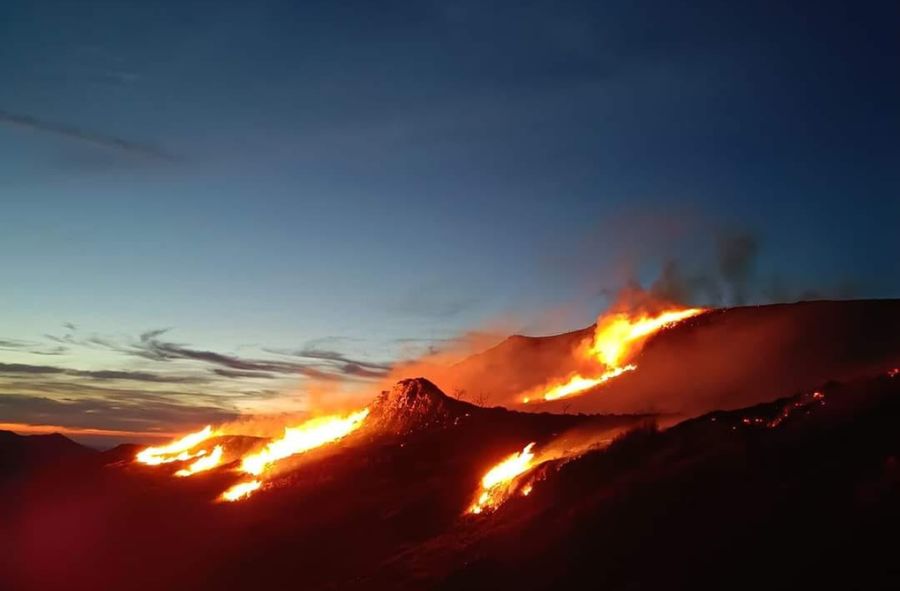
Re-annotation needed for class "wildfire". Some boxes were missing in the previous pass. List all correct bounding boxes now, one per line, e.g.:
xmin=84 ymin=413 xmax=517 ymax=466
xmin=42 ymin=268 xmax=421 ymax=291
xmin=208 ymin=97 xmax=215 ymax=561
xmin=539 ymin=365 xmax=636 ymax=402
xmin=468 ymin=442 xmax=536 ymax=514
xmin=213 ymin=408 xmax=371 ymax=501
xmin=221 ymin=480 xmax=262 ymax=502
xmin=135 ymin=425 xmax=217 ymax=466
xmin=175 ymin=445 xmax=224 ymax=477
xmin=239 ymin=408 xmax=370 ymax=477
xmin=526 ymin=306 xmax=705 ymax=403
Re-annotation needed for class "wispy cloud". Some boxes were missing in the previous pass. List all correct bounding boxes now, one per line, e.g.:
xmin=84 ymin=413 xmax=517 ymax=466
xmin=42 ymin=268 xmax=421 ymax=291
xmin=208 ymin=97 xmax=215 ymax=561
xmin=266 ymin=346 xmax=393 ymax=379
xmin=0 ymin=393 xmax=238 ymax=433
xmin=0 ymin=109 xmax=176 ymax=161
xmin=0 ymin=362 xmax=206 ymax=384
xmin=1 ymin=323 xmax=401 ymax=437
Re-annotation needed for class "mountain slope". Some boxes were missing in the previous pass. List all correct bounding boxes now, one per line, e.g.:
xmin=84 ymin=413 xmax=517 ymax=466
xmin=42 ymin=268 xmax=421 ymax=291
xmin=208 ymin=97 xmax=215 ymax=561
xmin=0 ymin=378 xmax=644 ymax=591
xmin=438 ymin=299 xmax=900 ymax=416
xmin=359 ymin=370 xmax=900 ymax=590
xmin=0 ymin=430 xmax=96 ymax=481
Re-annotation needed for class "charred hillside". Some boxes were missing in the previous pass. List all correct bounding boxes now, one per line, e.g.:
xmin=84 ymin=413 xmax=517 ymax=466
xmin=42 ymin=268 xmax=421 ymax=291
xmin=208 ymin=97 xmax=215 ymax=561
xmin=365 ymin=370 xmax=900 ymax=590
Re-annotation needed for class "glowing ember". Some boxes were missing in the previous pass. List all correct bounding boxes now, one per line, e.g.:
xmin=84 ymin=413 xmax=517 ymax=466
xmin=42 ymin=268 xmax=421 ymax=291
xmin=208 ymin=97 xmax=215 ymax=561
xmin=527 ymin=306 xmax=705 ymax=402
xmin=239 ymin=408 xmax=370 ymax=477
xmin=221 ymin=480 xmax=262 ymax=502
xmin=468 ymin=442 xmax=536 ymax=514
xmin=175 ymin=445 xmax=224 ymax=477
xmin=740 ymin=390 xmax=827 ymax=429
xmin=135 ymin=425 xmax=216 ymax=466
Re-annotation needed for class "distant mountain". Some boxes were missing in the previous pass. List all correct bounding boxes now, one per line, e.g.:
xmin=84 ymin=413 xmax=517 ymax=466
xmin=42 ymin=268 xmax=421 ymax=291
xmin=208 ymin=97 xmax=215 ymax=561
xmin=0 ymin=430 xmax=96 ymax=480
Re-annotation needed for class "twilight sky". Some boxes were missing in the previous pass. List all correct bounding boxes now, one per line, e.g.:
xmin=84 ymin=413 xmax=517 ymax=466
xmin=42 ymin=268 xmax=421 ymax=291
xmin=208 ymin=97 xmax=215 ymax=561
xmin=1 ymin=0 xmax=898 ymax=444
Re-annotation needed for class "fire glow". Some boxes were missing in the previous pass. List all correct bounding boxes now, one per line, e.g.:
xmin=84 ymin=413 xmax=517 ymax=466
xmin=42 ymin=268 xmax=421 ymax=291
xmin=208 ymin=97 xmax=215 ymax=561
xmin=176 ymin=445 xmax=224 ymax=477
xmin=221 ymin=480 xmax=261 ymax=502
xmin=221 ymin=408 xmax=370 ymax=502
xmin=239 ymin=408 xmax=370 ymax=477
xmin=526 ymin=307 xmax=706 ymax=403
xmin=468 ymin=442 xmax=536 ymax=514
xmin=135 ymin=425 xmax=217 ymax=466
xmin=134 ymin=408 xmax=370 ymax=502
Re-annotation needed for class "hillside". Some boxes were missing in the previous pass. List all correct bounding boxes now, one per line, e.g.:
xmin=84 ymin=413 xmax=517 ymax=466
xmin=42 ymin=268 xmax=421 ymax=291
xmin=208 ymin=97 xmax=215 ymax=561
xmin=0 ymin=378 xmax=644 ymax=591
xmin=437 ymin=299 xmax=900 ymax=416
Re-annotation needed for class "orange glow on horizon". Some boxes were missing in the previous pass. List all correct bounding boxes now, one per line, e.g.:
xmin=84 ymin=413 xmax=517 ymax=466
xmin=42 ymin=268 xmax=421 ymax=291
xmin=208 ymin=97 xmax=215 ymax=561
xmin=0 ymin=422 xmax=180 ymax=440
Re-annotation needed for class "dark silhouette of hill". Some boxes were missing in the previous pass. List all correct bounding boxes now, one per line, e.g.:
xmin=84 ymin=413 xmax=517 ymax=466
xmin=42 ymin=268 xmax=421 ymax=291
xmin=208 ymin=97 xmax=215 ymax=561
xmin=2 ymin=298 xmax=899 ymax=590
xmin=0 ymin=378 xmax=642 ymax=591
xmin=362 ymin=371 xmax=900 ymax=590
xmin=439 ymin=299 xmax=900 ymax=416
xmin=0 ymin=430 xmax=96 ymax=481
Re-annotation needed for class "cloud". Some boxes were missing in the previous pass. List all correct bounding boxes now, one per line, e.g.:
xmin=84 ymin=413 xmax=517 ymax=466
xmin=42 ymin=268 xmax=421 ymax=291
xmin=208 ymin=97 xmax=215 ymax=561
xmin=1 ymin=325 xmax=402 ymax=437
xmin=0 ymin=338 xmax=69 ymax=356
xmin=0 ymin=363 xmax=64 ymax=375
xmin=387 ymin=281 xmax=479 ymax=319
xmin=128 ymin=330 xmax=392 ymax=381
xmin=0 ymin=393 xmax=238 ymax=434
xmin=212 ymin=369 xmax=277 ymax=379
xmin=0 ymin=362 xmax=205 ymax=384
xmin=0 ymin=109 xmax=176 ymax=161
xmin=274 ymin=347 xmax=392 ymax=376
xmin=130 ymin=332 xmax=339 ymax=380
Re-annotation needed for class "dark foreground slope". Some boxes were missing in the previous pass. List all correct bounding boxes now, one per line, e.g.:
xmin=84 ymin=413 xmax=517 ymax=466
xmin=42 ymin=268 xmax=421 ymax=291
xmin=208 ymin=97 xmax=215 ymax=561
xmin=365 ymin=371 xmax=900 ymax=590
xmin=3 ymin=371 xmax=899 ymax=590
xmin=0 ymin=379 xmax=640 ymax=591
xmin=441 ymin=299 xmax=900 ymax=416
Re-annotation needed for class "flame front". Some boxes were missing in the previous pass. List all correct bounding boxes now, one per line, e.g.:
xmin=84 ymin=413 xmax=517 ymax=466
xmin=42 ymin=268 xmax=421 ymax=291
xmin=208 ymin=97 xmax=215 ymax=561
xmin=468 ymin=442 xmax=536 ymax=514
xmin=539 ymin=365 xmax=636 ymax=402
xmin=239 ymin=408 xmax=370 ymax=477
xmin=135 ymin=425 xmax=217 ymax=466
xmin=175 ymin=445 xmax=224 ymax=477
xmin=215 ymin=408 xmax=371 ymax=501
xmin=526 ymin=306 xmax=705 ymax=403
xmin=221 ymin=480 xmax=261 ymax=502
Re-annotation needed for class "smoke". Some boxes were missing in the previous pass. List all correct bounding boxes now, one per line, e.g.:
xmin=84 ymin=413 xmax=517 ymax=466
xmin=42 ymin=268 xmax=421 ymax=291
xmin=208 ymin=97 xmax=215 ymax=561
xmin=716 ymin=231 xmax=759 ymax=305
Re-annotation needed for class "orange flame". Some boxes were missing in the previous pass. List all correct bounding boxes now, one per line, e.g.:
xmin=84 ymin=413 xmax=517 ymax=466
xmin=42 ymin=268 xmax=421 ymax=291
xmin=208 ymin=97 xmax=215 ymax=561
xmin=217 ymin=408 xmax=370 ymax=502
xmin=239 ymin=408 xmax=370 ymax=477
xmin=468 ymin=442 xmax=536 ymax=514
xmin=135 ymin=425 xmax=217 ymax=466
xmin=538 ymin=365 xmax=636 ymax=402
xmin=526 ymin=306 xmax=705 ymax=402
xmin=175 ymin=445 xmax=224 ymax=477
xmin=221 ymin=480 xmax=261 ymax=502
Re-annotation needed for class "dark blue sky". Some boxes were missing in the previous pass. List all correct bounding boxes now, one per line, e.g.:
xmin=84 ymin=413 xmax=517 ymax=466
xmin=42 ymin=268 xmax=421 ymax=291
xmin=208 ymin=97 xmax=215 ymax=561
xmin=1 ymin=0 xmax=898 ymax=438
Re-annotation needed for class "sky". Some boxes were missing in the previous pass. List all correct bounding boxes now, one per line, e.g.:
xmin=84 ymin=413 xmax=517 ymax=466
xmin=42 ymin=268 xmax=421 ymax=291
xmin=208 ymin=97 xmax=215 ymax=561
xmin=1 ymin=0 xmax=898 ymax=445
